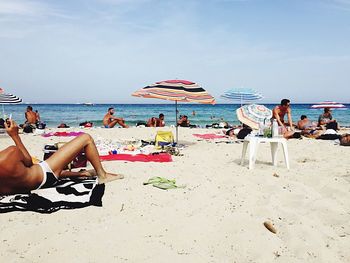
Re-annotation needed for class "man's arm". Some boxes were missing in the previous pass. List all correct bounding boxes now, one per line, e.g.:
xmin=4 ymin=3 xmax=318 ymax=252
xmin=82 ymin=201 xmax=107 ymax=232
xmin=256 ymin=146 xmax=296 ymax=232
xmin=5 ymin=120 xmax=33 ymax=167
xmin=287 ymin=109 xmax=293 ymax=129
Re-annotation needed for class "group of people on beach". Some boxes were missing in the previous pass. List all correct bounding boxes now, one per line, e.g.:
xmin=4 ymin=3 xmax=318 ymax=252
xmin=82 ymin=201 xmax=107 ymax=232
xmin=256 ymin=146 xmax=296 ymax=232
xmin=102 ymin=107 xmax=195 ymax=128
xmin=1 ymin=100 xmax=349 ymax=195
xmin=102 ymin=107 xmax=166 ymax=128
xmin=277 ymin=99 xmax=349 ymax=146
xmin=271 ymin=99 xmax=343 ymax=140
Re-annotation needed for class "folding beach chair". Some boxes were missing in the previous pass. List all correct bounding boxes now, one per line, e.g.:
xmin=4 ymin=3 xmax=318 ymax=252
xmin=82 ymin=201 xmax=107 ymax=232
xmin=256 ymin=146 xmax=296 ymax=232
xmin=155 ymin=131 xmax=174 ymax=149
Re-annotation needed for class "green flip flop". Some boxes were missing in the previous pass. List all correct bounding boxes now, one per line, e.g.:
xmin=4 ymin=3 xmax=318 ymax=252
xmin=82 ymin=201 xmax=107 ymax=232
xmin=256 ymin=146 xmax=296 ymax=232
xmin=143 ymin=176 xmax=185 ymax=190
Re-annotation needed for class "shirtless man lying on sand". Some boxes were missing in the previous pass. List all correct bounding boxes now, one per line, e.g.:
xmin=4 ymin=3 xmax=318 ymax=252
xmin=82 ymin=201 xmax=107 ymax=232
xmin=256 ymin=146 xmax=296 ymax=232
xmin=0 ymin=120 xmax=123 ymax=195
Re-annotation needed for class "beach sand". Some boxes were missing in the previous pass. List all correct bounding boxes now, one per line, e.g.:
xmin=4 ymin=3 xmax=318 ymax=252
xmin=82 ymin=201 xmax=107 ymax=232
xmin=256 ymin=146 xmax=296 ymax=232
xmin=0 ymin=127 xmax=349 ymax=262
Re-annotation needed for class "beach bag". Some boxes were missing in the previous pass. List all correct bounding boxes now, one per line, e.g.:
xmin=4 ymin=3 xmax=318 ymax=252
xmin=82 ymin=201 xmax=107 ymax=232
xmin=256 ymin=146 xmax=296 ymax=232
xmin=79 ymin=121 xmax=93 ymax=128
xmin=317 ymin=134 xmax=341 ymax=140
xmin=155 ymin=131 xmax=174 ymax=149
xmin=326 ymin=122 xmax=338 ymax=130
xmin=136 ymin=121 xmax=147 ymax=127
xmin=57 ymin=123 xmax=70 ymax=128
xmin=237 ymin=128 xmax=252 ymax=139
xmin=36 ymin=122 xmax=46 ymax=129
xmin=0 ymin=118 xmax=5 ymax=128
xmin=23 ymin=124 xmax=35 ymax=133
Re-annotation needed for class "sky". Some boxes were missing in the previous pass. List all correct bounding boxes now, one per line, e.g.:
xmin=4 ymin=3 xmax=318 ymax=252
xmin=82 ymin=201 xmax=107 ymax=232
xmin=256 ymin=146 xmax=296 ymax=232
xmin=0 ymin=0 xmax=350 ymax=104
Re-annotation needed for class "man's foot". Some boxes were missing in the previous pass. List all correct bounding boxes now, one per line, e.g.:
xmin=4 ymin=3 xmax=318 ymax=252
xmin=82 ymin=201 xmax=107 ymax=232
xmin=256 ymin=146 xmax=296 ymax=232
xmin=85 ymin=169 xmax=97 ymax=176
xmin=98 ymin=173 xmax=124 ymax=184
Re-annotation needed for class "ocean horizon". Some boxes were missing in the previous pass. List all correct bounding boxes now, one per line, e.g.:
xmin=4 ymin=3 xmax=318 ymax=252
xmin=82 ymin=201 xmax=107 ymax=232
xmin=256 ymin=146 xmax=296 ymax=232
xmin=2 ymin=103 xmax=350 ymax=128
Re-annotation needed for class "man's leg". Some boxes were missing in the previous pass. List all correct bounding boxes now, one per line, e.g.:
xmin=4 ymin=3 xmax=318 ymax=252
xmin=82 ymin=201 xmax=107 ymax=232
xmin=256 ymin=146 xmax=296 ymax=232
xmin=117 ymin=120 xmax=129 ymax=128
xmin=46 ymin=134 xmax=123 ymax=180
xmin=108 ymin=120 xmax=119 ymax=128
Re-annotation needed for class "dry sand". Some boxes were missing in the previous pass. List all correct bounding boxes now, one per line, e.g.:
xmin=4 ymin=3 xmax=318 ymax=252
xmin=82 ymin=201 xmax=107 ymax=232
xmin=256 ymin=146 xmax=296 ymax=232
xmin=0 ymin=127 xmax=349 ymax=263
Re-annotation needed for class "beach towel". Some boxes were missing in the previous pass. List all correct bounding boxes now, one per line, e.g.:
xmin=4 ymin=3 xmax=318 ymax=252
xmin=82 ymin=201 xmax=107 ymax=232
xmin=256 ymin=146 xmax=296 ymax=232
xmin=100 ymin=153 xmax=172 ymax=162
xmin=42 ymin=131 xmax=85 ymax=138
xmin=0 ymin=177 xmax=104 ymax=214
xmin=193 ymin=133 xmax=226 ymax=140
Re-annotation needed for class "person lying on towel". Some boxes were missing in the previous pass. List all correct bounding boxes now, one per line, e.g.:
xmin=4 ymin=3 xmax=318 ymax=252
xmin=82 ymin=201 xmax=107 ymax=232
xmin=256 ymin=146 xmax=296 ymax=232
xmin=0 ymin=120 xmax=123 ymax=195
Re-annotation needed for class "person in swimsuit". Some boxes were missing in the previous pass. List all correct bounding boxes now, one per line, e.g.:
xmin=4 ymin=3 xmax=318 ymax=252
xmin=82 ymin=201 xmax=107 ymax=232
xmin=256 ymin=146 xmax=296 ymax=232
xmin=146 ymin=117 xmax=157 ymax=127
xmin=103 ymin=107 xmax=128 ymax=128
xmin=272 ymin=99 xmax=297 ymax=139
xmin=297 ymin=115 xmax=317 ymax=130
xmin=177 ymin=115 xmax=190 ymax=127
xmin=273 ymin=99 xmax=294 ymax=128
xmin=318 ymin=108 xmax=336 ymax=126
xmin=297 ymin=115 xmax=322 ymax=137
xmin=147 ymin=114 xmax=165 ymax=127
xmin=25 ymin=106 xmax=39 ymax=125
xmin=0 ymin=120 xmax=123 ymax=195
xmin=156 ymin=114 xmax=165 ymax=127
xmin=340 ymin=134 xmax=350 ymax=146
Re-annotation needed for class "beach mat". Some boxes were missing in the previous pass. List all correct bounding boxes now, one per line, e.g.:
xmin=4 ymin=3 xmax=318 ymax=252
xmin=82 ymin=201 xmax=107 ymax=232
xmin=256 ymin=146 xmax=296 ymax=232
xmin=100 ymin=153 xmax=172 ymax=162
xmin=193 ymin=133 xmax=226 ymax=140
xmin=0 ymin=177 xmax=104 ymax=214
xmin=42 ymin=131 xmax=85 ymax=137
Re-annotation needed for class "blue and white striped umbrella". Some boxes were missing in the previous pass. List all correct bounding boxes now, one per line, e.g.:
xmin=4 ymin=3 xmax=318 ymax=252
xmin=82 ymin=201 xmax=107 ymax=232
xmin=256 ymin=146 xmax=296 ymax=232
xmin=0 ymin=91 xmax=22 ymax=118
xmin=0 ymin=93 xmax=22 ymax=104
xmin=221 ymin=88 xmax=263 ymax=105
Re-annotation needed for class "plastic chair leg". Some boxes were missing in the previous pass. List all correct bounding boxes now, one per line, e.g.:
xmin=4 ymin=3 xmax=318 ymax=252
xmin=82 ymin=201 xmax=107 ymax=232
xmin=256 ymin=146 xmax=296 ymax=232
xmin=281 ymin=141 xmax=290 ymax=170
xmin=270 ymin=142 xmax=278 ymax=166
xmin=241 ymin=141 xmax=249 ymax=166
xmin=248 ymin=139 xmax=259 ymax=169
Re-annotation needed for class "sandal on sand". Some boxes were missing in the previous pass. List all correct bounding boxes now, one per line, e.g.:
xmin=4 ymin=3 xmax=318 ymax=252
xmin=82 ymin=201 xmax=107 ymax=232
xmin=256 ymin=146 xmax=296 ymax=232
xmin=143 ymin=176 xmax=185 ymax=190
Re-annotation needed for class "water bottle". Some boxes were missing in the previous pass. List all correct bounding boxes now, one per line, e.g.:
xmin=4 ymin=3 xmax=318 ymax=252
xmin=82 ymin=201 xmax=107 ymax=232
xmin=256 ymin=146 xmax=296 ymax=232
xmin=272 ymin=119 xmax=278 ymax=137
xmin=258 ymin=122 xmax=263 ymax=136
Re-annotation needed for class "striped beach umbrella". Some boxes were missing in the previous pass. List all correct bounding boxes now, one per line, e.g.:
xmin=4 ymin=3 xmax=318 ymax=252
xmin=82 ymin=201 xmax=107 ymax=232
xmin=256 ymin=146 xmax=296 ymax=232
xmin=0 ymin=93 xmax=22 ymax=104
xmin=221 ymin=88 xmax=263 ymax=106
xmin=133 ymin=80 xmax=215 ymax=104
xmin=0 ymin=91 xmax=22 ymax=118
xmin=132 ymin=79 xmax=215 ymax=142
xmin=236 ymin=104 xmax=272 ymax=130
xmin=311 ymin=101 xmax=346 ymax=109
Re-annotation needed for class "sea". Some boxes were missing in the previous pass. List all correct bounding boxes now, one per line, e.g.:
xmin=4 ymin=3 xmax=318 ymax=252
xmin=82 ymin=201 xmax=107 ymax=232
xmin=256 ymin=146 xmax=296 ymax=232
xmin=2 ymin=103 xmax=350 ymax=128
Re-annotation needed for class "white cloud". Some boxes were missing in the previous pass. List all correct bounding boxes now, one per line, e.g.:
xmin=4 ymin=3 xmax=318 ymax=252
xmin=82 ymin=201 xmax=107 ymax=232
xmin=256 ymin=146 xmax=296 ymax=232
xmin=0 ymin=0 xmax=73 ymax=18
xmin=0 ymin=0 xmax=48 ymax=16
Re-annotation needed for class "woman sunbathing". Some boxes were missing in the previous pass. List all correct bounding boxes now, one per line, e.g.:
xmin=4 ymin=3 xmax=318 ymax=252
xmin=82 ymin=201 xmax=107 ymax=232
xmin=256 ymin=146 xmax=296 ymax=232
xmin=0 ymin=120 xmax=123 ymax=195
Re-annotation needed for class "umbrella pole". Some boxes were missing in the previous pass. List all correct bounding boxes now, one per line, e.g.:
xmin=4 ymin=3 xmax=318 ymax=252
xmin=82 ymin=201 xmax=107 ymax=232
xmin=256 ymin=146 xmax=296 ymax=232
xmin=175 ymin=101 xmax=178 ymax=143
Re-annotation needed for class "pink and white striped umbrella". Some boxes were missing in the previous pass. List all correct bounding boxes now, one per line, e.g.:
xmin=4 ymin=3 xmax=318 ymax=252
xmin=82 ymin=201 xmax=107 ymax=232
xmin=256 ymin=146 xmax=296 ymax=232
xmin=311 ymin=101 xmax=346 ymax=109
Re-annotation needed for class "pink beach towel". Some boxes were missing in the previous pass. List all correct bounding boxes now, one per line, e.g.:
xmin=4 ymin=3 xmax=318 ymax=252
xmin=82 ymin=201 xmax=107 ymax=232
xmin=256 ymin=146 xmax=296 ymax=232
xmin=42 ymin=132 xmax=85 ymax=138
xmin=193 ymin=133 xmax=226 ymax=140
xmin=100 ymin=153 xmax=172 ymax=162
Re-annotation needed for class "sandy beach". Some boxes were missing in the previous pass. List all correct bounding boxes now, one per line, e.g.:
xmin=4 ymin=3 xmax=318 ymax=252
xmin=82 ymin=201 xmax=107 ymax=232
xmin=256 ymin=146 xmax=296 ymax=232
xmin=0 ymin=127 xmax=349 ymax=263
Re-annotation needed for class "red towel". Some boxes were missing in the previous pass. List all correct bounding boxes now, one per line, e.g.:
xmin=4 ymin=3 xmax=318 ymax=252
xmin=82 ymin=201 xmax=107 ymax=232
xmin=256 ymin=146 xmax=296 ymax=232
xmin=100 ymin=153 xmax=172 ymax=162
xmin=42 ymin=132 xmax=85 ymax=137
xmin=193 ymin=133 xmax=226 ymax=139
